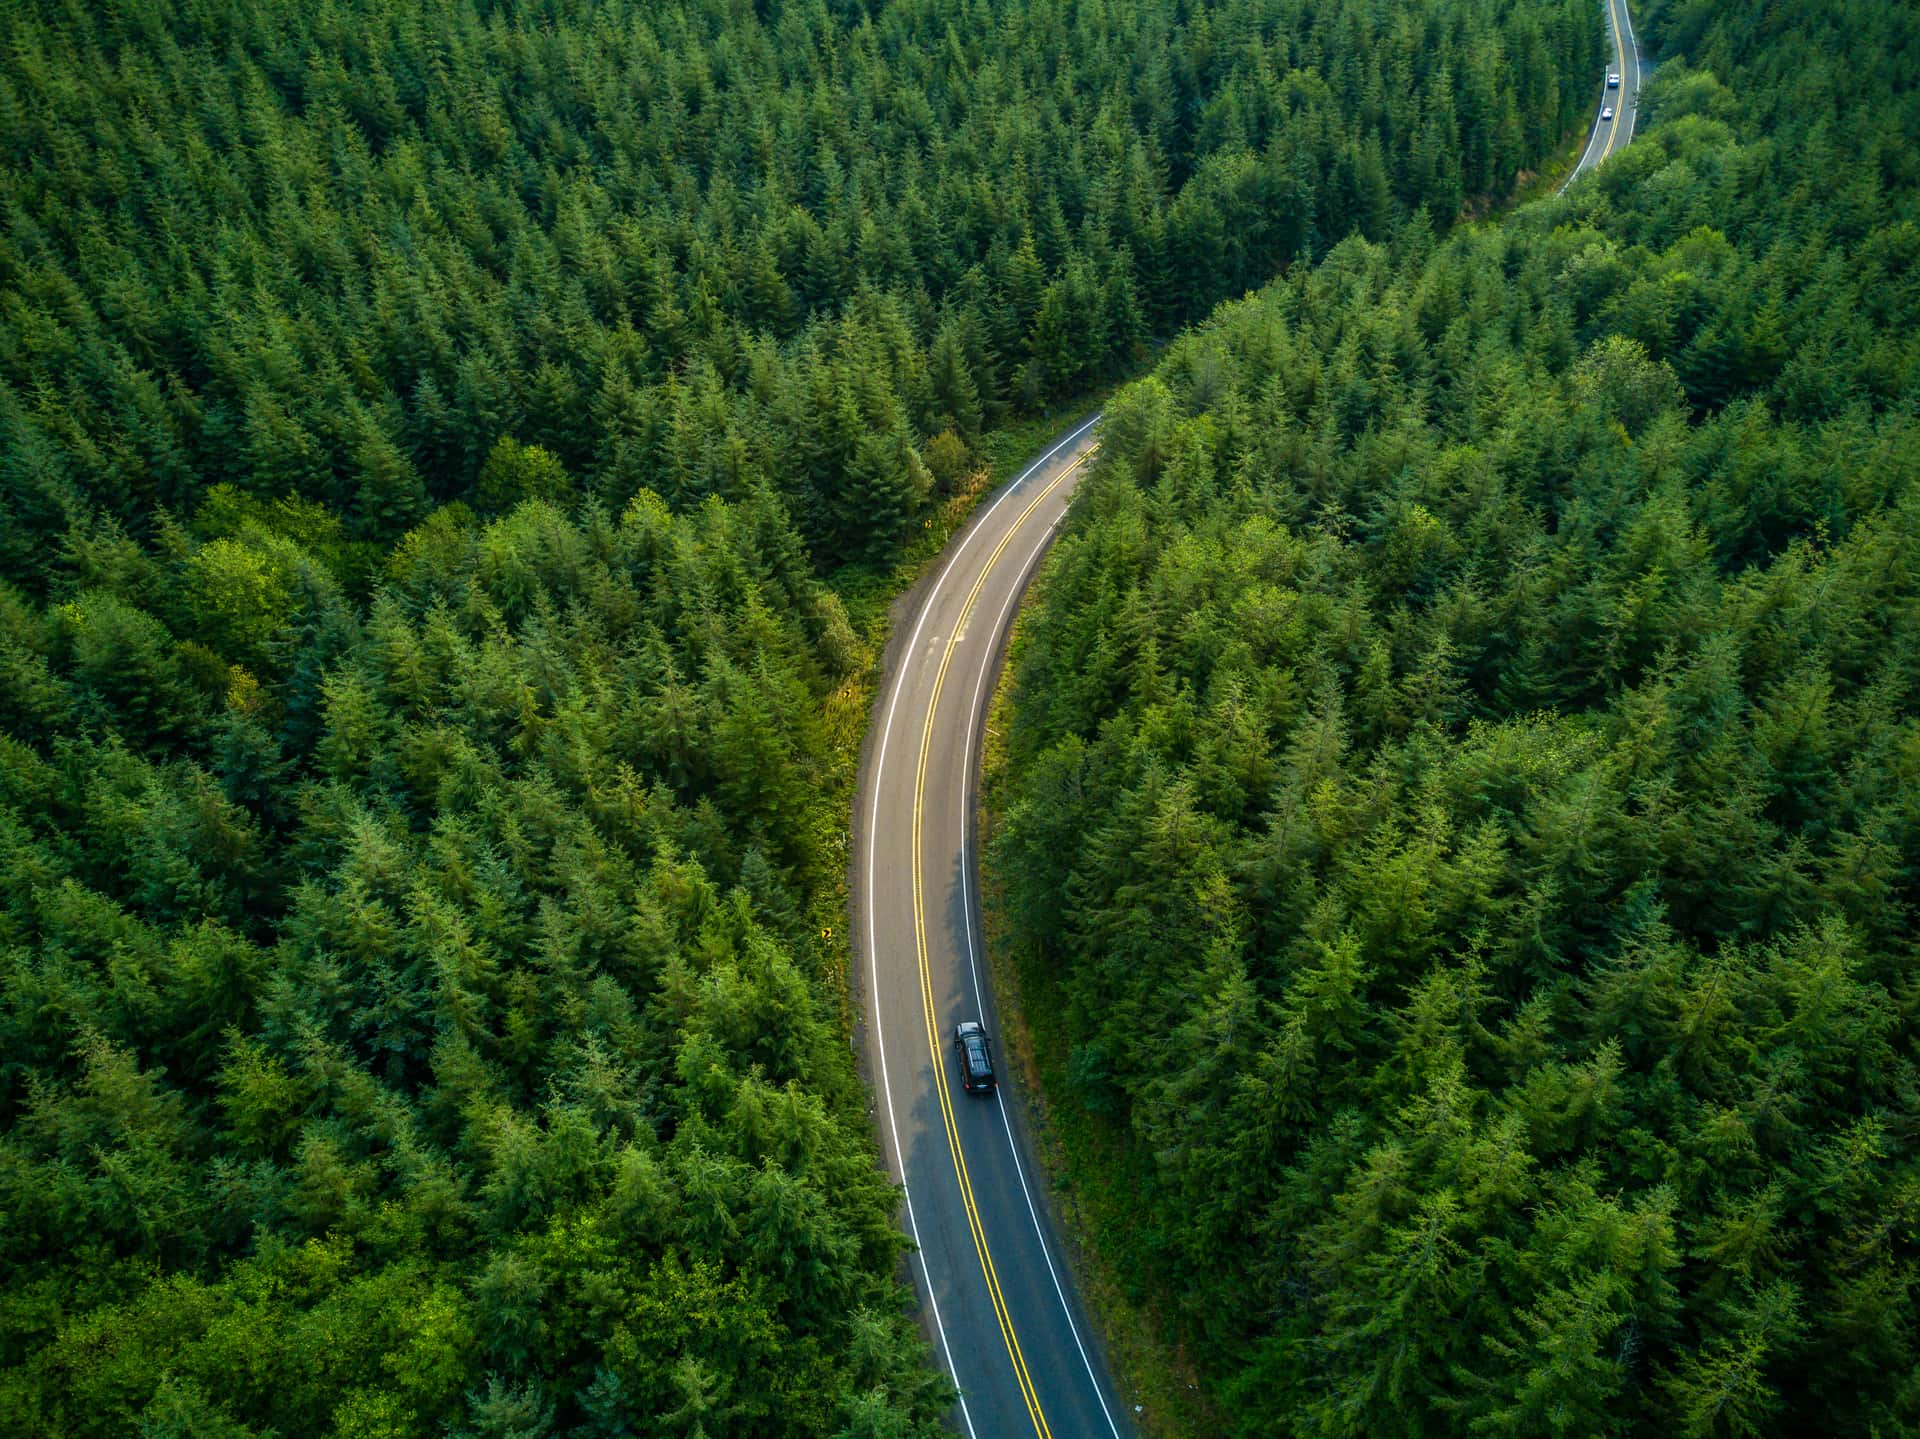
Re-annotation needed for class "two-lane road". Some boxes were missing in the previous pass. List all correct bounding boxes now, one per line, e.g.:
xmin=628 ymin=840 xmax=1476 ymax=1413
xmin=1562 ymin=0 xmax=1644 ymax=193
xmin=857 ymin=3 xmax=1640 ymax=1433
xmin=856 ymin=415 xmax=1125 ymax=1439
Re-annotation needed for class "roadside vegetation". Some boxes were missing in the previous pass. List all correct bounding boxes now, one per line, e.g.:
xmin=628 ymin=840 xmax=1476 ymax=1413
xmin=990 ymin=1 xmax=1920 ymax=1434
xmin=0 ymin=0 xmax=1600 ymax=1433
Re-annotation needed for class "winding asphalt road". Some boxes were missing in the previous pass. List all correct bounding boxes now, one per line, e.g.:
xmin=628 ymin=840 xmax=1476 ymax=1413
xmin=855 ymin=414 xmax=1122 ymax=1439
xmin=854 ymin=4 xmax=1639 ymax=1435
xmin=1562 ymin=0 xmax=1644 ymax=194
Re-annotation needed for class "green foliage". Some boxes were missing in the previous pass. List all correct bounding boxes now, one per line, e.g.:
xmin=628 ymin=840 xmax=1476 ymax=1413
xmin=0 ymin=0 xmax=1598 ymax=583
xmin=0 ymin=467 xmax=951 ymax=1432
xmin=0 ymin=0 xmax=1618 ymax=1428
xmin=991 ymin=1 xmax=1920 ymax=1433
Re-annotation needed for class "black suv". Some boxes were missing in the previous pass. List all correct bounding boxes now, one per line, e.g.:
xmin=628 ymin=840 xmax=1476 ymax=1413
xmin=953 ymin=1021 xmax=996 ymax=1094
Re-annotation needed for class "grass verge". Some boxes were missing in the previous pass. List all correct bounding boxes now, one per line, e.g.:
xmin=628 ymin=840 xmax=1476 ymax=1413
xmin=975 ymin=585 xmax=1223 ymax=1439
xmin=807 ymin=395 xmax=1115 ymax=1034
xmin=827 ymin=400 xmax=1112 ymax=642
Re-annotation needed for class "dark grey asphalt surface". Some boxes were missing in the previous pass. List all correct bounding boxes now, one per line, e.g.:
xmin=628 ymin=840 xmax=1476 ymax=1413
xmin=853 ymin=5 xmax=1643 ymax=1432
xmin=854 ymin=414 xmax=1129 ymax=1439
xmin=1563 ymin=0 xmax=1644 ymax=193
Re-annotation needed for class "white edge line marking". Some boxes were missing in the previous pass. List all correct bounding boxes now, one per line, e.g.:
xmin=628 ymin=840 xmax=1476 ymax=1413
xmin=958 ymin=506 xmax=1127 ymax=1437
xmin=918 ymin=0 xmax=1636 ymax=1414
xmin=1620 ymin=0 xmax=1639 ymax=149
xmin=1559 ymin=0 xmax=1633 ymax=196
xmin=863 ymin=412 xmax=1100 ymax=1435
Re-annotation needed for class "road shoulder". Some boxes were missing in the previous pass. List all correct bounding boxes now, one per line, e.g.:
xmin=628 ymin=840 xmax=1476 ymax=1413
xmin=973 ymin=588 xmax=1221 ymax=1439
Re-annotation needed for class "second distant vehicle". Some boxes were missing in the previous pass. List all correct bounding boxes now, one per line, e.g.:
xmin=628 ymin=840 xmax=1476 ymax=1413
xmin=1608 ymin=72 xmax=1621 ymax=87
xmin=953 ymin=1021 xmax=996 ymax=1094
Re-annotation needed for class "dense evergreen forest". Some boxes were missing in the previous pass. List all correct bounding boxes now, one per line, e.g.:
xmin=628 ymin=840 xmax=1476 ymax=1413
xmin=0 ymin=0 xmax=1598 ymax=578
xmin=0 ymin=0 xmax=1601 ymax=1434
xmin=992 ymin=0 xmax=1920 ymax=1434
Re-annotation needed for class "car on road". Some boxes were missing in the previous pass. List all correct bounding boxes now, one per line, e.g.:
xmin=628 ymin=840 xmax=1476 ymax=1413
xmin=1608 ymin=72 xmax=1621 ymax=88
xmin=1601 ymin=106 xmax=1615 ymax=121
xmin=953 ymin=1021 xmax=996 ymax=1094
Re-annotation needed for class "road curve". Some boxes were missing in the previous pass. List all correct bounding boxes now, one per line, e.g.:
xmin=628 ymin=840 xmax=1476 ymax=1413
xmin=1562 ymin=0 xmax=1644 ymax=193
xmin=854 ymin=414 xmax=1127 ymax=1439
xmin=856 ymin=5 xmax=1641 ymax=1434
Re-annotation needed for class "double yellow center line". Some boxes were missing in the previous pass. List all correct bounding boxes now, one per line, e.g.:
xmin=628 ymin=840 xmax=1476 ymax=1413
xmin=1599 ymin=0 xmax=1629 ymax=164
xmin=909 ymin=443 xmax=1095 ymax=1439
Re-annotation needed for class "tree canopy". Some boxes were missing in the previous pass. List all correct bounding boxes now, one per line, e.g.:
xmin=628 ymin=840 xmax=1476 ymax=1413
xmin=1 ymin=0 xmax=1597 ymax=578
